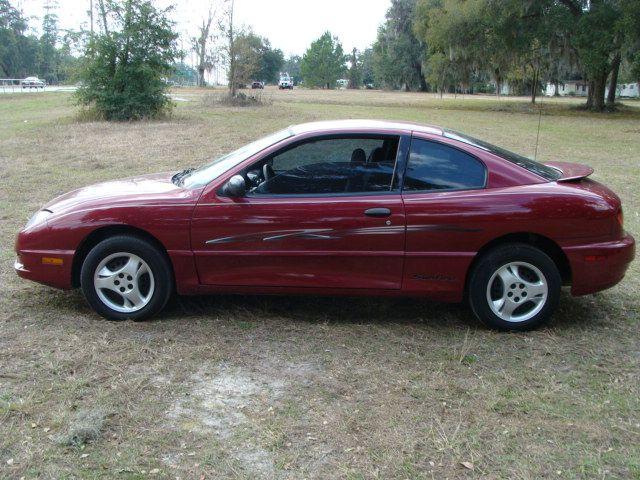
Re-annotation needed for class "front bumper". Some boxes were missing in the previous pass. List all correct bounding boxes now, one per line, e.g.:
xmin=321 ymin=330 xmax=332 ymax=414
xmin=14 ymin=250 xmax=75 ymax=290
xmin=566 ymin=234 xmax=635 ymax=296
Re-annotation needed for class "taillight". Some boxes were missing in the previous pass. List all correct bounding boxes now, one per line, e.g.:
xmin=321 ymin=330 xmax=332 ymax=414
xmin=617 ymin=209 xmax=624 ymax=228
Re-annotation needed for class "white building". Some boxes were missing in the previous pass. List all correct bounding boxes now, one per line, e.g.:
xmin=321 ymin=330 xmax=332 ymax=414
xmin=545 ymin=80 xmax=589 ymax=97
xmin=614 ymin=82 xmax=639 ymax=98
xmin=546 ymin=81 xmax=639 ymax=99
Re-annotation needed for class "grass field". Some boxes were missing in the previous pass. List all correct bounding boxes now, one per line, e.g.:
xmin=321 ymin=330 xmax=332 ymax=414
xmin=0 ymin=87 xmax=639 ymax=479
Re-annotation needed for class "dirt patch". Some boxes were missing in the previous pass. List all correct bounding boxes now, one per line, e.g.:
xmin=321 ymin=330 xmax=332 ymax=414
xmin=166 ymin=363 xmax=293 ymax=477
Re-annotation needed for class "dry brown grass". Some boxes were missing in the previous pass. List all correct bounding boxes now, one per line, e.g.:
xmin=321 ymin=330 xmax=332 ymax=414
xmin=0 ymin=88 xmax=638 ymax=479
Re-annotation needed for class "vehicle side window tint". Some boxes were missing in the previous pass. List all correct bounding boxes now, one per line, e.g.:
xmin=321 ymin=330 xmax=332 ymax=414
xmin=403 ymin=139 xmax=485 ymax=192
xmin=248 ymin=136 xmax=400 ymax=195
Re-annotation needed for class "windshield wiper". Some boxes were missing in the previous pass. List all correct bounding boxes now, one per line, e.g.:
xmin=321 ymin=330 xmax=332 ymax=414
xmin=172 ymin=167 xmax=196 ymax=186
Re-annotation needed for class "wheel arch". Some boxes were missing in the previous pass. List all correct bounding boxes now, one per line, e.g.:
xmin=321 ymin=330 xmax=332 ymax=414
xmin=71 ymin=225 xmax=174 ymax=288
xmin=465 ymin=232 xmax=571 ymax=294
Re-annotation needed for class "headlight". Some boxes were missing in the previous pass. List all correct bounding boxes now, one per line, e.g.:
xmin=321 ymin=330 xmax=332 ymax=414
xmin=25 ymin=210 xmax=52 ymax=229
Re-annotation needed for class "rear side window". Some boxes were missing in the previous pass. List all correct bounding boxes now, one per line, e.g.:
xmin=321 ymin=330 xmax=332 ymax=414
xmin=403 ymin=139 xmax=486 ymax=192
xmin=443 ymin=130 xmax=561 ymax=181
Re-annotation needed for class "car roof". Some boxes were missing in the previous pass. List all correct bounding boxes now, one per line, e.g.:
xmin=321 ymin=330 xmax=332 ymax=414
xmin=289 ymin=119 xmax=443 ymax=136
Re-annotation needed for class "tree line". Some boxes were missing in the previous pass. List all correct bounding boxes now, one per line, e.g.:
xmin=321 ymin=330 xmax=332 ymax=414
xmin=363 ymin=0 xmax=639 ymax=111
xmin=281 ymin=0 xmax=639 ymax=111
xmin=3 ymin=0 xmax=638 ymax=118
xmin=0 ymin=0 xmax=80 ymax=83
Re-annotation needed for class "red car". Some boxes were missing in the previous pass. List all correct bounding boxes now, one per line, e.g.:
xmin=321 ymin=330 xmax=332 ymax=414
xmin=15 ymin=120 xmax=635 ymax=330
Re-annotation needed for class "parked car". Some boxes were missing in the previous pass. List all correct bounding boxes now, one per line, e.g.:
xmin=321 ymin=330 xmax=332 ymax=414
xmin=21 ymin=76 xmax=45 ymax=89
xmin=278 ymin=74 xmax=293 ymax=90
xmin=251 ymin=81 xmax=265 ymax=89
xmin=15 ymin=120 xmax=635 ymax=330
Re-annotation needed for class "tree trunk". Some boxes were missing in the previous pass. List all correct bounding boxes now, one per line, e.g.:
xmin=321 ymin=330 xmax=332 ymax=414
xmin=554 ymin=79 xmax=559 ymax=96
xmin=531 ymin=68 xmax=538 ymax=104
xmin=198 ymin=67 xmax=205 ymax=87
xmin=589 ymin=72 xmax=607 ymax=112
xmin=89 ymin=0 xmax=94 ymax=38
xmin=586 ymin=80 xmax=595 ymax=109
xmin=228 ymin=0 xmax=236 ymax=97
xmin=97 ymin=0 xmax=109 ymax=36
xmin=415 ymin=62 xmax=427 ymax=92
xmin=607 ymin=52 xmax=621 ymax=107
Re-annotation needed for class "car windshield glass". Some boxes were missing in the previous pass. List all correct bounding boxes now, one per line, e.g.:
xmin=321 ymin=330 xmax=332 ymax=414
xmin=181 ymin=128 xmax=294 ymax=188
xmin=443 ymin=130 xmax=562 ymax=181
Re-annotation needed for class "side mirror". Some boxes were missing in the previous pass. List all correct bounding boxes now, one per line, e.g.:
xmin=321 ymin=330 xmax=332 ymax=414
xmin=223 ymin=174 xmax=246 ymax=197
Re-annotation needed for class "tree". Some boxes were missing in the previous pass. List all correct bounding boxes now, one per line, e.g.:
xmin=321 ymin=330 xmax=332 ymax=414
xmin=0 ymin=0 xmax=38 ymax=78
xmin=56 ymin=29 xmax=83 ymax=83
xmin=556 ymin=0 xmax=640 ymax=110
xmin=256 ymin=39 xmax=283 ymax=83
xmin=424 ymin=51 xmax=453 ymax=97
xmin=221 ymin=0 xmax=240 ymax=96
xmin=283 ymin=55 xmax=301 ymax=84
xmin=39 ymin=0 xmax=59 ymax=84
xmin=373 ymin=0 xmax=427 ymax=91
xmin=416 ymin=0 xmax=565 ymax=102
xmin=300 ymin=31 xmax=346 ymax=89
xmin=360 ymin=48 xmax=375 ymax=86
xmin=192 ymin=5 xmax=218 ymax=87
xmin=76 ymin=0 xmax=178 ymax=120
xmin=615 ymin=0 xmax=640 ymax=102
xmin=231 ymin=31 xmax=261 ymax=87
xmin=347 ymin=48 xmax=362 ymax=89
xmin=563 ymin=0 xmax=621 ymax=110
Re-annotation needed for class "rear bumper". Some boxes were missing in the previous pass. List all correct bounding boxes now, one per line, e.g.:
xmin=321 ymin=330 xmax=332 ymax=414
xmin=566 ymin=234 xmax=635 ymax=296
xmin=14 ymin=250 xmax=74 ymax=290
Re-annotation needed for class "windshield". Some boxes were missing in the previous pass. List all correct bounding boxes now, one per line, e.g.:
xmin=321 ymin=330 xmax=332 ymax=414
xmin=181 ymin=128 xmax=294 ymax=188
xmin=443 ymin=130 xmax=562 ymax=181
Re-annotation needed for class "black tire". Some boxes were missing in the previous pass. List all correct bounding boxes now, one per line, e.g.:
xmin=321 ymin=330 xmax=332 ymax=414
xmin=80 ymin=235 xmax=173 ymax=321
xmin=468 ymin=243 xmax=561 ymax=331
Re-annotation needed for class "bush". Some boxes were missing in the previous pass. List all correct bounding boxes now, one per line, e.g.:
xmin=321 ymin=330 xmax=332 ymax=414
xmin=75 ymin=0 xmax=178 ymax=120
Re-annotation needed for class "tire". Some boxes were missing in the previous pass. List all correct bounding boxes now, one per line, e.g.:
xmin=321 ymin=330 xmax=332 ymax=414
xmin=468 ymin=243 xmax=561 ymax=331
xmin=80 ymin=235 xmax=173 ymax=321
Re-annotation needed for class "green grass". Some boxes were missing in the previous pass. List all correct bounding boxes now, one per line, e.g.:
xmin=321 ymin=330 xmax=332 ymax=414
xmin=0 ymin=87 xmax=638 ymax=479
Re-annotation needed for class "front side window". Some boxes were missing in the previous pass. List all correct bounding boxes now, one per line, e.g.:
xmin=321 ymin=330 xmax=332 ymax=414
xmin=245 ymin=136 xmax=400 ymax=196
xmin=403 ymin=138 xmax=486 ymax=192
xmin=181 ymin=128 xmax=294 ymax=188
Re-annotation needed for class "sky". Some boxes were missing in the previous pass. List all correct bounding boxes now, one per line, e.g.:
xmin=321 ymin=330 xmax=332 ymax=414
xmin=17 ymin=0 xmax=391 ymax=57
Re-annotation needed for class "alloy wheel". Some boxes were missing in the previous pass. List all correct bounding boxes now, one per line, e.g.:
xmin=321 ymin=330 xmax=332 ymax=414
xmin=485 ymin=261 xmax=548 ymax=323
xmin=93 ymin=252 xmax=155 ymax=313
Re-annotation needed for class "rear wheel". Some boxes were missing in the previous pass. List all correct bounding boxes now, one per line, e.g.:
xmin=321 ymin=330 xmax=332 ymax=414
xmin=80 ymin=235 xmax=172 ymax=321
xmin=468 ymin=244 xmax=561 ymax=331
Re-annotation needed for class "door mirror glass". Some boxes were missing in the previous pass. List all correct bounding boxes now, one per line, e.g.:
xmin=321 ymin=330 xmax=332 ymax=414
xmin=223 ymin=175 xmax=246 ymax=197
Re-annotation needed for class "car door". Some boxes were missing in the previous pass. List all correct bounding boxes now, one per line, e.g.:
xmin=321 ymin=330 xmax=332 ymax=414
xmin=190 ymin=134 xmax=409 ymax=290
xmin=401 ymin=135 xmax=488 ymax=300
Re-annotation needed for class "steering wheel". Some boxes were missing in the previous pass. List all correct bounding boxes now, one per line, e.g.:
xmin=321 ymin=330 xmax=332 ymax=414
xmin=263 ymin=163 xmax=275 ymax=181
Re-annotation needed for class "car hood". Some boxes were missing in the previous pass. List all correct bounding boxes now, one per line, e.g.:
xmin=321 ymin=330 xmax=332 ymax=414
xmin=43 ymin=172 xmax=199 ymax=215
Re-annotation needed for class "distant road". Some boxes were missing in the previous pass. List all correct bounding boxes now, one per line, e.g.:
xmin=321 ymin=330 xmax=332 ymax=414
xmin=0 ymin=85 xmax=77 ymax=94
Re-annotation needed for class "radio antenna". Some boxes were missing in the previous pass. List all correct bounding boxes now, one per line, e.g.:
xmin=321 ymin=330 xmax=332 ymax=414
xmin=534 ymin=91 xmax=543 ymax=160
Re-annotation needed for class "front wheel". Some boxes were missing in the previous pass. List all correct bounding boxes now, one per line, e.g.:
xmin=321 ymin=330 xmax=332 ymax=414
xmin=468 ymin=244 xmax=561 ymax=331
xmin=80 ymin=235 xmax=173 ymax=321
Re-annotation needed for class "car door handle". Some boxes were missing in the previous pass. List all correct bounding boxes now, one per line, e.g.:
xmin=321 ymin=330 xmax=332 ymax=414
xmin=364 ymin=208 xmax=392 ymax=218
